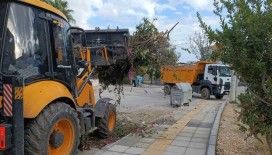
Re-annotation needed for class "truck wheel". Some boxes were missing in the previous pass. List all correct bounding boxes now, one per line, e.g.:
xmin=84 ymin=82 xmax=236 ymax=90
xmin=164 ymin=85 xmax=171 ymax=95
xmin=201 ymin=88 xmax=210 ymax=100
xmin=215 ymin=94 xmax=224 ymax=99
xmin=96 ymin=104 xmax=116 ymax=138
xmin=25 ymin=102 xmax=80 ymax=155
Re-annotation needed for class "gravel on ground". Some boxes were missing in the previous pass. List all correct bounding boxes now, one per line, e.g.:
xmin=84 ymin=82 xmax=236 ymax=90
xmin=217 ymin=103 xmax=270 ymax=155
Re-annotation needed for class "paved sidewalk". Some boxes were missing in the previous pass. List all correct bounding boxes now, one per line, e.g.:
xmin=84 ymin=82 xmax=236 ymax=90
xmin=81 ymin=100 xmax=224 ymax=155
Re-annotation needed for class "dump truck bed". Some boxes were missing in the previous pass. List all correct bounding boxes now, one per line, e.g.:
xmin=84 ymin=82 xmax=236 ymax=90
xmin=161 ymin=61 xmax=211 ymax=85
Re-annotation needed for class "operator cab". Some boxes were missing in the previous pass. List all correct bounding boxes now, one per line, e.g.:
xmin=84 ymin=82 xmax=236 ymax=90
xmin=0 ymin=1 xmax=81 ymax=93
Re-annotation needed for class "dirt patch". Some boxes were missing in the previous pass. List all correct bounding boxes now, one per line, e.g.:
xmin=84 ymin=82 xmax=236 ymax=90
xmin=79 ymin=117 xmax=144 ymax=150
xmin=217 ymin=103 xmax=270 ymax=155
xmin=79 ymin=106 xmax=175 ymax=151
xmin=153 ymin=115 xmax=176 ymax=125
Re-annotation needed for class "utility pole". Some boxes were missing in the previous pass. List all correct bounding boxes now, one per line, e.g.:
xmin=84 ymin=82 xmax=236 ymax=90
xmin=229 ymin=70 xmax=237 ymax=103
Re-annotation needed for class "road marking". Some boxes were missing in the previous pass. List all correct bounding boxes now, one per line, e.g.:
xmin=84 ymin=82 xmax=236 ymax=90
xmin=143 ymin=101 xmax=208 ymax=155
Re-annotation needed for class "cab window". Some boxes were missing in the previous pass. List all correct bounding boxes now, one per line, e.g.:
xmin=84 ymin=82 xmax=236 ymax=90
xmin=208 ymin=66 xmax=217 ymax=76
xmin=2 ymin=3 xmax=49 ymax=78
xmin=52 ymin=21 xmax=69 ymax=66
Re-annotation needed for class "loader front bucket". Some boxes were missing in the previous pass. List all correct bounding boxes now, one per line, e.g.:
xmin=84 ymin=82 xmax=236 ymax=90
xmin=73 ymin=29 xmax=129 ymax=66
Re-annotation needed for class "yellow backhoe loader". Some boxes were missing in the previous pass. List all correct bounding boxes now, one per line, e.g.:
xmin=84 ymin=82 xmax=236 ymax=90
xmin=0 ymin=0 xmax=129 ymax=154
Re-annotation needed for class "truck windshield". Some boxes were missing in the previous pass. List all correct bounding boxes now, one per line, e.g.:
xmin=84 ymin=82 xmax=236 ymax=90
xmin=1 ymin=3 xmax=48 ymax=78
xmin=218 ymin=66 xmax=231 ymax=77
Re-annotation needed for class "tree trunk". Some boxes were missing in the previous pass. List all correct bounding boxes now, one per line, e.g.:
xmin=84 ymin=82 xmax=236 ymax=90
xmin=266 ymin=132 xmax=272 ymax=155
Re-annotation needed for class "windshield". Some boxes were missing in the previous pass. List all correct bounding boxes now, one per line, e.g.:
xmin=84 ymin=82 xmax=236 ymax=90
xmin=218 ymin=66 xmax=231 ymax=77
xmin=0 ymin=3 xmax=7 ymax=51
xmin=1 ymin=3 xmax=48 ymax=78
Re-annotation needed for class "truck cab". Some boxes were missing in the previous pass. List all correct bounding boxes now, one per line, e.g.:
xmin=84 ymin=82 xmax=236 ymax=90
xmin=200 ymin=64 xmax=231 ymax=99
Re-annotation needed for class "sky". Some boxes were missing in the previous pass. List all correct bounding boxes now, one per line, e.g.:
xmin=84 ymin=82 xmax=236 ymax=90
xmin=66 ymin=0 xmax=219 ymax=63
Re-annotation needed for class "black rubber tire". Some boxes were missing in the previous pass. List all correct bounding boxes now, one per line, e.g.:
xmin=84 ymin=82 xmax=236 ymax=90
xmin=201 ymin=88 xmax=210 ymax=100
xmin=164 ymin=85 xmax=171 ymax=95
xmin=95 ymin=103 xmax=116 ymax=139
xmin=25 ymin=102 xmax=80 ymax=155
xmin=215 ymin=94 xmax=224 ymax=99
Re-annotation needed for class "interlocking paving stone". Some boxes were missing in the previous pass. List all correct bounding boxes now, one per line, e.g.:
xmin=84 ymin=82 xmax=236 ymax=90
xmin=164 ymin=151 xmax=182 ymax=155
xmin=166 ymin=145 xmax=186 ymax=154
xmin=178 ymin=132 xmax=194 ymax=137
xmin=125 ymin=147 xmax=145 ymax=154
xmin=190 ymin=137 xmax=208 ymax=143
xmin=171 ymin=139 xmax=190 ymax=147
xmin=184 ymin=148 xmax=206 ymax=155
xmin=193 ymin=133 xmax=210 ymax=138
xmin=195 ymin=130 xmax=210 ymax=135
xmin=182 ymin=129 xmax=195 ymax=133
xmin=188 ymin=142 xmax=207 ymax=149
xmin=108 ymin=145 xmax=130 ymax=152
xmin=187 ymin=121 xmax=213 ymax=128
xmin=175 ymin=136 xmax=191 ymax=141
xmin=140 ymin=138 xmax=155 ymax=143
xmin=197 ymin=128 xmax=211 ymax=132
xmin=115 ymin=135 xmax=141 ymax=146
xmin=133 ymin=142 xmax=151 ymax=148
xmin=183 ymin=127 xmax=197 ymax=130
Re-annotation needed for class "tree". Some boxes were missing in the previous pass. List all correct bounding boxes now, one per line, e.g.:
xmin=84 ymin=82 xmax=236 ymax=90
xmin=130 ymin=18 xmax=180 ymax=83
xmin=188 ymin=31 xmax=212 ymax=61
xmin=42 ymin=0 xmax=75 ymax=23
xmin=96 ymin=18 xmax=179 ymax=103
xmin=198 ymin=0 xmax=272 ymax=153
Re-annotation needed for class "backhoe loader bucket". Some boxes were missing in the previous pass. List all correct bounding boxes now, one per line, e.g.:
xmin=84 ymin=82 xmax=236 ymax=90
xmin=73 ymin=29 xmax=129 ymax=66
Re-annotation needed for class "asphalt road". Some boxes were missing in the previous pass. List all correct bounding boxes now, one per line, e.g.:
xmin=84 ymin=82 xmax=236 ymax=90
xmin=96 ymin=85 xmax=198 ymax=113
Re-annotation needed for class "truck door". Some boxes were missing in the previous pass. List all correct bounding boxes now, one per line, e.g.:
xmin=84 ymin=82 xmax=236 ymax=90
xmin=204 ymin=65 xmax=218 ymax=85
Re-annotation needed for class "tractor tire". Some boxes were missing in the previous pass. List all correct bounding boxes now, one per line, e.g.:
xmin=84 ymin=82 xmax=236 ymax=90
xmin=201 ymin=88 xmax=210 ymax=100
xmin=215 ymin=94 xmax=224 ymax=99
xmin=95 ymin=103 xmax=116 ymax=139
xmin=164 ymin=85 xmax=171 ymax=95
xmin=25 ymin=102 xmax=80 ymax=155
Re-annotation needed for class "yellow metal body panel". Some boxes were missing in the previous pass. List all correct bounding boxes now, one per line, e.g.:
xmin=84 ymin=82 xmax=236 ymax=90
xmin=23 ymin=81 xmax=74 ymax=118
xmin=76 ymin=48 xmax=96 ymax=106
xmin=19 ymin=0 xmax=68 ymax=21
xmin=161 ymin=61 xmax=213 ymax=84
xmin=76 ymin=83 xmax=95 ymax=107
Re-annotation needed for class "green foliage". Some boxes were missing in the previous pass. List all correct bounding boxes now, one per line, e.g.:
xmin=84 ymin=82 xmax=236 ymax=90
xmin=98 ymin=18 xmax=179 ymax=104
xmin=97 ymin=59 xmax=130 ymax=104
xmin=42 ymin=0 xmax=75 ymax=23
xmin=130 ymin=18 xmax=179 ymax=81
xmin=197 ymin=0 xmax=272 ymax=151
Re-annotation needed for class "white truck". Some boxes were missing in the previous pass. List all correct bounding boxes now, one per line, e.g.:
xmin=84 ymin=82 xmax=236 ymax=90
xmin=161 ymin=61 xmax=232 ymax=99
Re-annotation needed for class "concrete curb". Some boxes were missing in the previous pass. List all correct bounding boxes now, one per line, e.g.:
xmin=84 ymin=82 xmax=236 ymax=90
xmin=206 ymin=101 xmax=227 ymax=155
